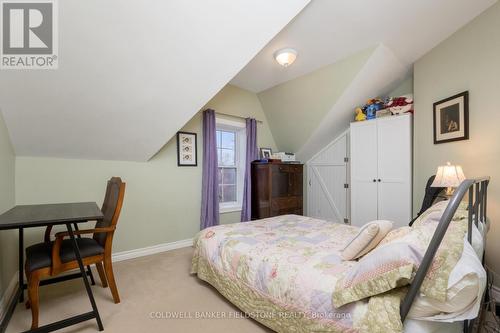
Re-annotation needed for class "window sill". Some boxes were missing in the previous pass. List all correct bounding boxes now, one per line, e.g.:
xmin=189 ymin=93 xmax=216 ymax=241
xmin=220 ymin=205 xmax=242 ymax=214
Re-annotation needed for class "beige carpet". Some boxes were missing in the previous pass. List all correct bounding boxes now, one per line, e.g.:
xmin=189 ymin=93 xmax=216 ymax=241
xmin=6 ymin=247 xmax=272 ymax=333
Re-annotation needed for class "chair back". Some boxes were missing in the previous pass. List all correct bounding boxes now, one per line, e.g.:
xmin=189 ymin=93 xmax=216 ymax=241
xmin=94 ymin=177 xmax=126 ymax=247
xmin=409 ymin=175 xmax=443 ymax=226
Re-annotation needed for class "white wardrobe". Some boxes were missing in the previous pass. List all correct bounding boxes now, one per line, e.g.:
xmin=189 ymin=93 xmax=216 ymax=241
xmin=350 ymin=114 xmax=412 ymax=228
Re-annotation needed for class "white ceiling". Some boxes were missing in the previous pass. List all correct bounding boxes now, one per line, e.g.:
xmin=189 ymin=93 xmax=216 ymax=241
xmin=231 ymin=0 xmax=497 ymax=93
xmin=0 ymin=0 xmax=309 ymax=161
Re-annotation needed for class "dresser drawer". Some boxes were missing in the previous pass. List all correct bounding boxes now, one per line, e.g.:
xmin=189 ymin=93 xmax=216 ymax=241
xmin=289 ymin=165 xmax=303 ymax=173
xmin=271 ymin=196 xmax=302 ymax=211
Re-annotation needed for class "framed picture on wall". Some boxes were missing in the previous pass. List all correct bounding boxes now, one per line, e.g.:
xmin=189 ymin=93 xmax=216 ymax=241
xmin=433 ymin=91 xmax=469 ymax=144
xmin=177 ymin=131 xmax=197 ymax=166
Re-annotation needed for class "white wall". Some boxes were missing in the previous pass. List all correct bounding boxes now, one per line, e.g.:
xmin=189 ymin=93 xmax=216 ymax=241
xmin=0 ymin=111 xmax=15 ymax=303
xmin=414 ymin=2 xmax=500 ymax=282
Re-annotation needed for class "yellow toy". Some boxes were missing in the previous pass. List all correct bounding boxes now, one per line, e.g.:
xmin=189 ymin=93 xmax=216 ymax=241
xmin=355 ymin=108 xmax=366 ymax=121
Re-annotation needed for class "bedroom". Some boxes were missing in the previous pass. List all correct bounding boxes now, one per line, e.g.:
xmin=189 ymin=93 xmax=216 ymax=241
xmin=0 ymin=0 xmax=499 ymax=332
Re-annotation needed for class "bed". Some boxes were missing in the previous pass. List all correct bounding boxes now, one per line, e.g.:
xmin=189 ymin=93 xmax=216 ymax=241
xmin=191 ymin=178 xmax=490 ymax=333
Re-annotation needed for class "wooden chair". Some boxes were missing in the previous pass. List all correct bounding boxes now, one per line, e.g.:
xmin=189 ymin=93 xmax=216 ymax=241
xmin=24 ymin=177 xmax=126 ymax=329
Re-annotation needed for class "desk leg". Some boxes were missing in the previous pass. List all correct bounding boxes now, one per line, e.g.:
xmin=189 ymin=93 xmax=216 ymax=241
xmin=19 ymin=227 xmax=24 ymax=303
xmin=65 ymin=223 xmax=104 ymax=331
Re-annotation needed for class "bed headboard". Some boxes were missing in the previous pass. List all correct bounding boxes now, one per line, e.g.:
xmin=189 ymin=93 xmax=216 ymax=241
xmin=400 ymin=177 xmax=490 ymax=323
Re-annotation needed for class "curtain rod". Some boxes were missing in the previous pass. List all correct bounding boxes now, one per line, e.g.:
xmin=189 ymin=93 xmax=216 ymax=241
xmin=214 ymin=111 xmax=264 ymax=124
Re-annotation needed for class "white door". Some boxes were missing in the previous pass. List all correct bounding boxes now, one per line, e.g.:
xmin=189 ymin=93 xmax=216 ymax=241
xmin=377 ymin=115 xmax=412 ymax=227
xmin=307 ymin=132 xmax=348 ymax=223
xmin=350 ymin=121 xmax=378 ymax=227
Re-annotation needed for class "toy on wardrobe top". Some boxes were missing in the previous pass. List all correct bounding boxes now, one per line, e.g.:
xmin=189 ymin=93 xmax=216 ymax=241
xmin=364 ymin=98 xmax=385 ymax=120
xmin=386 ymin=96 xmax=414 ymax=115
xmin=353 ymin=94 xmax=413 ymax=121
xmin=355 ymin=108 xmax=366 ymax=121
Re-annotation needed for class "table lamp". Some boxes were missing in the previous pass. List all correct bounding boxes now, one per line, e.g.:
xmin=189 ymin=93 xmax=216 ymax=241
xmin=431 ymin=162 xmax=466 ymax=197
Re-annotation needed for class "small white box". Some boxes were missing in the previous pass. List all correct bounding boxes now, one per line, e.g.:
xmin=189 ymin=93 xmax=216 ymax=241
xmin=272 ymin=152 xmax=296 ymax=162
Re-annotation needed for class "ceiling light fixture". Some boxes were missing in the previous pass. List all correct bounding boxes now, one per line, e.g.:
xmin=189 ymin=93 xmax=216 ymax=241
xmin=274 ymin=48 xmax=297 ymax=68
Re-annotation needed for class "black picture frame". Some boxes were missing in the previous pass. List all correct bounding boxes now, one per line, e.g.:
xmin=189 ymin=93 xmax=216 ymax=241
xmin=433 ymin=91 xmax=469 ymax=144
xmin=260 ymin=147 xmax=272 ymax=159
xmin=177 ymin=131 xmax=198 ymax=166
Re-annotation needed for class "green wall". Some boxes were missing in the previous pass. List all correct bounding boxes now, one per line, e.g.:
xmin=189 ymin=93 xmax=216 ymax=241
xmin=13 ymin=84 xmax=276 ymax=261
xmin=0 ymin=111 xmax=15 ymax=305
xmin=389 ymin=76 xmax=414 ymax=97
xmin=414 ymin=2 xmax=500 ymax=282
xmin=257 ymin=47 xmax=374 ymax=153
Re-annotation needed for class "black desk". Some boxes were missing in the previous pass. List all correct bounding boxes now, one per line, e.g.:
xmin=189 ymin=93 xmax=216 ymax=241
xmin=0 ymin=202 xmax=105 ymax=333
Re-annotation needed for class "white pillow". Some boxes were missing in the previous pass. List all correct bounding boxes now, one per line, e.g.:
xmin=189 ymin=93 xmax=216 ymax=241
xmin=408 ymin=240 xmax=486 ymax=321
xmin=469 ymin=223 xmax=484 ymax=261
xmin=341 ymin=220 xmax=393 ymax=260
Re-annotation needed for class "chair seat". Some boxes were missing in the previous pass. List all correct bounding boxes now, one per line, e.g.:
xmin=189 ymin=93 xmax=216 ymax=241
xmin=26 ymin=238 xmax=104 ymax=272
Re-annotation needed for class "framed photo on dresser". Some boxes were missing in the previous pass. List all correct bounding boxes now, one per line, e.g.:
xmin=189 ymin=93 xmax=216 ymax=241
xmin=433 ymin=91 xmax=469 ymax=144
xmin=259 ymin=147 xmax=272 ymax=159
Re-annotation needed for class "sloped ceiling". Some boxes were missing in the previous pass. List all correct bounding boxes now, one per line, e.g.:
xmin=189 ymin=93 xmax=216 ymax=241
xmin=257 ymin=45 xmax=409 ymax=161
xmin=0 ymin=0 xmax=310 ymax=161
xmin=257 ymin=47 xmax=374 ymax=153
xmin=240 ymin=0 xmax=496 ymax=161
xmin=296 ymin=45 xmax=408 ymax=162
xmin=231 ymin=0 xmax=496 ymax=93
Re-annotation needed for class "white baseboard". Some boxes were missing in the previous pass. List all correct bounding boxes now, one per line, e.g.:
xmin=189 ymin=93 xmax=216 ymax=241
xmin=0 ymin=238 xmax=194 ymax=323
xmin=0 ymin=273 xmax=18 ymax=323
xmin=112 ymin=238 xmax=193 ymax=262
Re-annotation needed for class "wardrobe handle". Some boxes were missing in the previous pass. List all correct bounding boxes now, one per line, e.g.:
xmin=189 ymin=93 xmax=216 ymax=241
xmin=372 ymin=179 xmax=376 ymax=182
xmin=378 ymin=179 xmax=381 ymax=182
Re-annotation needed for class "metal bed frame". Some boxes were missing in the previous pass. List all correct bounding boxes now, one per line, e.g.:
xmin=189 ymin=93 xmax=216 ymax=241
xmin=400 ymin=177 xmax=490 ymax=332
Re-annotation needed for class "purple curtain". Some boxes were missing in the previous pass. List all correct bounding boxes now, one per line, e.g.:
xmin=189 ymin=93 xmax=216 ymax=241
xmin=241 ymin=118 xmax=258 ymax=222
xmin=200 ymin=109 xmax=219 ymax=229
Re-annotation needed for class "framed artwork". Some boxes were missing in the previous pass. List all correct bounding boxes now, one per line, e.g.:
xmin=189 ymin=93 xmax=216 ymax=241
xmin=433 ymin=91 xmax=469 ymax=144
xmin=177 ymin=131 xmax=197 ymax=166
xmin=260 ymin=147 xmax=272 ymax=159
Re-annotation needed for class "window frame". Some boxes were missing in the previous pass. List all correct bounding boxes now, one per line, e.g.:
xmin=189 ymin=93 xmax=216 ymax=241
xmin=216 ymin=117 xmax=246 ymax=213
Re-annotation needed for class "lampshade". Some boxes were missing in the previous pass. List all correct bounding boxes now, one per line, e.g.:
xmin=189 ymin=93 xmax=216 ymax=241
xmin=274 ymin=48 xmax=297 ymax=67
xmin=431 ymin=162 xmax=466 ymax=188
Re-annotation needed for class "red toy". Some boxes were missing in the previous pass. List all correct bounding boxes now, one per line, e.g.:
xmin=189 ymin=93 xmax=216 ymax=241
xmin=386 ymin=96 xmax=414 ymax=115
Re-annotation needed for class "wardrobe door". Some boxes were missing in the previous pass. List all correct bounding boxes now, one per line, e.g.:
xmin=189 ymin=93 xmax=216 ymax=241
xmin=251 ymin=164 xmax=271 ymax=219
xmin=350 ymin=121 xmax=378 ymax=227
xmin=376 ymin=115 xmax=412 ymax=227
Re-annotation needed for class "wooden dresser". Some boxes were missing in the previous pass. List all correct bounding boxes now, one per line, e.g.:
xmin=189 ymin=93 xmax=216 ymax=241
xmin=251 ymin=162 xmax=303 ymax=219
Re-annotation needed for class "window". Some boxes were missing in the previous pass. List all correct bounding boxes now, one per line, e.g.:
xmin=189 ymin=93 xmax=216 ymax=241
xmin=217 ymin=130 xmax=237 ymax=202
xmin=216 ymin=118 xmax=246 ymax=213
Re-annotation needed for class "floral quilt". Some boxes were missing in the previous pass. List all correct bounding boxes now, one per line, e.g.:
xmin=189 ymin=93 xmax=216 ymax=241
xmin=191 ymin=213 xmax=468 ymax=333
xmin=192 ymin=215 xmax=371 ymax=332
